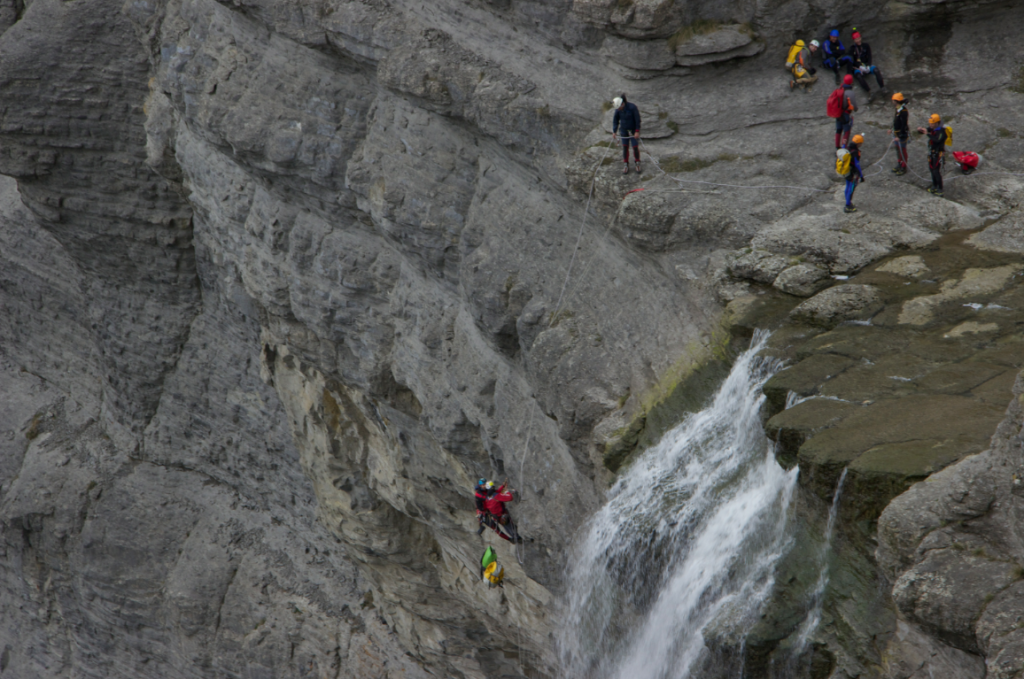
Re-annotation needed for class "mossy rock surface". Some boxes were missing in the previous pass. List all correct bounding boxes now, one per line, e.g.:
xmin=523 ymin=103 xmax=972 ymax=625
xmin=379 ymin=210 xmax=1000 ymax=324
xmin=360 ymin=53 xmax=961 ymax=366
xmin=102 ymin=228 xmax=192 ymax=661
xmin=762 ymin=353 xmax=857 ymax=416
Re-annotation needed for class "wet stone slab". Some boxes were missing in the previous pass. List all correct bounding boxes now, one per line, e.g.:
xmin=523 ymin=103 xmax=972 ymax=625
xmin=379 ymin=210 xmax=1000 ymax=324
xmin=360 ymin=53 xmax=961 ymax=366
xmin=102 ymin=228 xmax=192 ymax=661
xmin=749 ymin=229 xmax=1024 ymax=513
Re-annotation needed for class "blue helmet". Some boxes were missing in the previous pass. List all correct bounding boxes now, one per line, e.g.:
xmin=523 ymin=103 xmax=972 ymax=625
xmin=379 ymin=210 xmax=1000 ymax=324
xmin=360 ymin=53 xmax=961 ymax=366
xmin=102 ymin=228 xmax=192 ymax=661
xmin=830 ymin=29 xmax=839 ymax=37
xmin=477 ymin=478 xmax=487 ymax=488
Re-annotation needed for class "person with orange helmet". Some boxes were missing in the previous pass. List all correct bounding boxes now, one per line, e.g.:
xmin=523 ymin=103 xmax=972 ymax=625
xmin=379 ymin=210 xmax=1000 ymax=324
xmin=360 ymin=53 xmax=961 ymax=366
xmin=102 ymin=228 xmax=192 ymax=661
xmin=842 ymin=133 xmax=866 ymax=213
xmin=917 ymin=113 xmax=946 ymax=196
xmin=891 ymin=93 xmax=909 ymax=175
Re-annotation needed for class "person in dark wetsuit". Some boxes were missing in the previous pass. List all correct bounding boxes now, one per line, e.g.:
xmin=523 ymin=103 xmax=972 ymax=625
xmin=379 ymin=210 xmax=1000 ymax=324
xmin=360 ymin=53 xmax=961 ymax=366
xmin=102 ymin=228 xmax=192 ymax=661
xmin=847 ymin=31 xmax=884 ymax=93
xmin=611 ymin=95 xmax=642 ymax=175
xmin=917 ymin=114 xmax=947 ymax=196
xmin=821 ymin=30 xmax=853 ymax=84
xmin=890 ymin=93 xmax=909 ymax=175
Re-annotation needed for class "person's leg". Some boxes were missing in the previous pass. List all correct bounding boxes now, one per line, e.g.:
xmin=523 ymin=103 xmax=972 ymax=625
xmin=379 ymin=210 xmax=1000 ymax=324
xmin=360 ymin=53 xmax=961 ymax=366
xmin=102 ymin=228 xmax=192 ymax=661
xmin=835 ymin=119 xmax=843 ymax=149
xmin=845 ymin=179 xmax=855 ymax=206
xmin=897 ymin=139 xmax=908 ymax=170
xmin=872 ymin=66 xmax=884 ymax=88
xmin=622 ymin=136 xmax=630 ymax=163
xmin=632 ymin=137 xmax=640 ymax=163
xmin=841 ymin=119 xmax=852 ymax=148
xmin=853 ymin=70 xmax=870 ymax=92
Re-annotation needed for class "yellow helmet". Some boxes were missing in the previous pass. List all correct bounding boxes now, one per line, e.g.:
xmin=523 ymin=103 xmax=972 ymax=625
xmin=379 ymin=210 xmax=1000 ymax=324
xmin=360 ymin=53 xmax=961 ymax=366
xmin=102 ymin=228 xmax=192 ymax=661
xmin=929 ymin=113 xmax=941 ymax=124
xmin=891 ymin=92 xmax=905 ymax=102
xmin=851 ymin=134 xmax=864 ymax=144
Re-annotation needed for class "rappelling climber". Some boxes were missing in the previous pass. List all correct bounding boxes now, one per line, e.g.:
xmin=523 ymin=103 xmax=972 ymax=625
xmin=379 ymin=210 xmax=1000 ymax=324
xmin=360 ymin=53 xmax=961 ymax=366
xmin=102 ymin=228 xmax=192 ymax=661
xmin=917 ymin=113 xmax=947 ymax=196
xmin=847 ymin=31 xmax=884 ymax=94
xmin=840 ymin=133 xmax=865 ymax=214
xmin=788 ymin=40 xmax=819 ymax=90
xmin=611 ymin=95 xmax=642 ymax=175
xmin=832 ymin=74 xmax=858 ymax=149
xmin=483 ymin=480 xmax=523 ymax=543
xmin=891 ymin=93 xmax=909 ymax=175
xmin=821 ymin=29 xmax=853 ymax=84
xmin=475 ymin=478 xmax=493 ymax=536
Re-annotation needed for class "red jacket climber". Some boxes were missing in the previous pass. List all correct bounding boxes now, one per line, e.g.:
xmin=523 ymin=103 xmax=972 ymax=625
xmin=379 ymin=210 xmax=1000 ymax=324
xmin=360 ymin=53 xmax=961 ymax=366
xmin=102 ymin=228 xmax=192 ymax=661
xmin=483 ymin=482 xmax=513 ymax=517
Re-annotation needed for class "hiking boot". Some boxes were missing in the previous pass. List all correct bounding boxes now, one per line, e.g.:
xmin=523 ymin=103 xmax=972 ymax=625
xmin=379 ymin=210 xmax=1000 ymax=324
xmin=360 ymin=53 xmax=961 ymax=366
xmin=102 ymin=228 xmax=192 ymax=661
xmin=927 ymin=187 xmax=937 ymax=194
xmin=789 ymin=80 xmax=796 ymax=90
xmin=894 ymin=169 xmax=906 ymax=176
xmin=891 ymin=167 xmax=900 ymax=173
xmin=933 ymin=190 xmax=944 ymax=197
xmin=622 ymin=164 xmax=630 ymax=175
xmin=635 ymin=161 xmax=642 ymax=173
xmin=844 ymin=205 xmax=857 ymax=213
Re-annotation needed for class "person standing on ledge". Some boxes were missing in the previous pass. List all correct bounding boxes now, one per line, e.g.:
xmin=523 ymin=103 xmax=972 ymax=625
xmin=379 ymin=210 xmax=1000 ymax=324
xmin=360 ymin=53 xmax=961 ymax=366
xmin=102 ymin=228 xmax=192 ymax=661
xmin=891 ymin=93 xmax=909 ymax=175
xmin=918 ymin=113 xmax=947 ymax=196
xmin=612 ymin=95 xmax=642 ymax=175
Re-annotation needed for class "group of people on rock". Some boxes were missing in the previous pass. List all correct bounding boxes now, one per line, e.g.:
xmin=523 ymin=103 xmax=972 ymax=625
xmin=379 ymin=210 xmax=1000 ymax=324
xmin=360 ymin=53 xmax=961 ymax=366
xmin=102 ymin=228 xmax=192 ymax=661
xmin=787 ymin=28 xmax=884 ymax=94
xmin=786 ymin=27 xmax=955 ymax=212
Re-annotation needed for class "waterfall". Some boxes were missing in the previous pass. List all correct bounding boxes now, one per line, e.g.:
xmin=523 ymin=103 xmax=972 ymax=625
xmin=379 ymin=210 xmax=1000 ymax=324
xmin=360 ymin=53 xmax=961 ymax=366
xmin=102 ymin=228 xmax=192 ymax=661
xmin=795 ymin=467 xmax=848 ymax=651
xmin=559 ymin=331 xmax=800 ymax=679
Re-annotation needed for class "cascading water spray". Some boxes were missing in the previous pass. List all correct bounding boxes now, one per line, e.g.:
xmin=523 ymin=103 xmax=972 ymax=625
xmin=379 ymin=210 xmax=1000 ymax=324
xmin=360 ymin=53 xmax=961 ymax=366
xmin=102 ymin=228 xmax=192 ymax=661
xmin=559 ymin=331 xmax=799 ymax=679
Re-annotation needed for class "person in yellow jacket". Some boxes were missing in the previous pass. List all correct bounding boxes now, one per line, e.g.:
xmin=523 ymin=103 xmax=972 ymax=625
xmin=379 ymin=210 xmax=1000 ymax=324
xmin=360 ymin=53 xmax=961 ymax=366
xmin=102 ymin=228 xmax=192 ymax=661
xmin=788 ymin=40 xmax=819 ymax=90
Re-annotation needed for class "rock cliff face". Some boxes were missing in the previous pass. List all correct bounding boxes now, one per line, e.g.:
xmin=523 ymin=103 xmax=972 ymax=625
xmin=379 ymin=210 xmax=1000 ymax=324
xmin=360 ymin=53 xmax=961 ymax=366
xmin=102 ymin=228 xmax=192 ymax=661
xmin=1 ymin=0 xmax=1023 ymax=676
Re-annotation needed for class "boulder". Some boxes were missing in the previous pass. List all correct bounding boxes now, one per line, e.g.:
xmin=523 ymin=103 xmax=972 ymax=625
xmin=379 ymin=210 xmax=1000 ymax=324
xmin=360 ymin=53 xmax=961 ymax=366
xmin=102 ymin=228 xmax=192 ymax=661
xmin=773 ymin=263 xmax=831 ymax=297
xmin=729 ymin=249 xmax=790 ymax=284
xmin=790 ymin=284 xmax=883 ymax=327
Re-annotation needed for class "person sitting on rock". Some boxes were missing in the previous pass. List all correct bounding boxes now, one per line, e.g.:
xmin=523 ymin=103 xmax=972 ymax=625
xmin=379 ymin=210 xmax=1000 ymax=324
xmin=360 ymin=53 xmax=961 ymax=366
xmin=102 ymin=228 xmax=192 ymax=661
xmin=612 ymin=95 xmax=642 ymax=175
xmin=789 ymin=40 xmax=819 ymax=90
xmin=842 ymin=134 xmax=866 ymax=214
xmin=847 ymin=31 xmax=884 ymax=94
xmin=483 ymin=481 xmax=523 ymax=543
xmin=891 ymin=93 xmax=909 ymax=175
xmin=835 ymin=74 xmax=858 ymax=149
xmin=917 ymin=114 xmax=947 ymax=196
xmin=822 ymin=30 xmax=853 ymax=84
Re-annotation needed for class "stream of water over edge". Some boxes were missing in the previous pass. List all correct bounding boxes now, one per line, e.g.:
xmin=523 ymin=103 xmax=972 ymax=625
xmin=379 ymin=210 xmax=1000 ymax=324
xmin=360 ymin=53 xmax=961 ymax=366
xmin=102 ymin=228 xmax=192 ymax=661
xmin=558 ymin=331 xmax=801 ymax=679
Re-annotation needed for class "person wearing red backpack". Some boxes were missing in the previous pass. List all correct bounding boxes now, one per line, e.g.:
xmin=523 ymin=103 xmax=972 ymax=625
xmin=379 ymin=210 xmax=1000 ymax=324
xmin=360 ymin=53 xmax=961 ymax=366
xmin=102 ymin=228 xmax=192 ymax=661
xmin=831 ymin=74 xmax=858 ymax=149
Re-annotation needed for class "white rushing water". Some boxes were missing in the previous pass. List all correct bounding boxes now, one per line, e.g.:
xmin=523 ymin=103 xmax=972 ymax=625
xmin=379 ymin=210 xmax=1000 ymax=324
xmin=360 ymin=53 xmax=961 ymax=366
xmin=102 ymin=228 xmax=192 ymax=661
xmin=559 ymin=331 xmax=800 ymax=679
xmin=795 ymin=467 xmax=848 ymax=652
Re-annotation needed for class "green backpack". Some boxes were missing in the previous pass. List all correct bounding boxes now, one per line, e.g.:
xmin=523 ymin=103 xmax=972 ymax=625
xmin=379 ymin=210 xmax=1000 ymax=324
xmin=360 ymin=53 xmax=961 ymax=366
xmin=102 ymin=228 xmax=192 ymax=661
xmin=480 ymin=546 xmax=497 ymax=578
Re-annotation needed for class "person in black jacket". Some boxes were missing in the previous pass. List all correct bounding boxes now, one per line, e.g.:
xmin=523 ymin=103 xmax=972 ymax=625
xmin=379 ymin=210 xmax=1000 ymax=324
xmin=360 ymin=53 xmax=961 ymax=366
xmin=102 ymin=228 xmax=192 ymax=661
xmin=612 ymin=95 xmax=642 ymax=174
xmin=917 ymin=113 xmax=947 ymax=196
xmin=847 ymin=31 xmax=884 ymax=93
xmin=890 ymin=93 xmax=909 ymax=175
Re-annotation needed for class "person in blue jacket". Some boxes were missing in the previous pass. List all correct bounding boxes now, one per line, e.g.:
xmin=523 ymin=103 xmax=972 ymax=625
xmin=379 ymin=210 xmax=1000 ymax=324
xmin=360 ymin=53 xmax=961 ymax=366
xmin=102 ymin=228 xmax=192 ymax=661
xmin=843 ymin=134 xmax=865 ymax=213
xmin=612 ymin=95 xmax=642 ymax=174
xmin=822 ymin=30 xmax=853 ymax=84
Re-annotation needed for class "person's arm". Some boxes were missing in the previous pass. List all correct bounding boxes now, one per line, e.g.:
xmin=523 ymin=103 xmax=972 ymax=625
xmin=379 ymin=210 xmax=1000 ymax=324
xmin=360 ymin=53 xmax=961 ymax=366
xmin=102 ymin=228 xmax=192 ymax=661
xmin=612 ymin=109 xmax=620 ymax=136
xmin=634 ymin=105 xmax=641 ymax=136
xmin=854 ymin=155 xmax=864 ymax=180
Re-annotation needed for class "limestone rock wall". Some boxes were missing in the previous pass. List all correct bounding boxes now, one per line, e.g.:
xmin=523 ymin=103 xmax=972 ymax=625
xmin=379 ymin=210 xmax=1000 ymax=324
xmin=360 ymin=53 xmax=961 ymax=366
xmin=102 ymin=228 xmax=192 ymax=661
xmin=1 ymin=0 xmax=1024 ymax=676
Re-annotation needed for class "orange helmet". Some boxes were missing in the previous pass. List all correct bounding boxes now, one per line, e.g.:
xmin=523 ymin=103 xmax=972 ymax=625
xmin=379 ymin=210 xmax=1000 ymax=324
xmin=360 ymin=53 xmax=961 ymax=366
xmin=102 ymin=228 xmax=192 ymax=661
xmin=891 ymin=92 xmax=905 ymax=102
xmin=929 ymin=113 xmax=941 ymax=124
xmin=851 ymin=134 xmax=864 ymax=144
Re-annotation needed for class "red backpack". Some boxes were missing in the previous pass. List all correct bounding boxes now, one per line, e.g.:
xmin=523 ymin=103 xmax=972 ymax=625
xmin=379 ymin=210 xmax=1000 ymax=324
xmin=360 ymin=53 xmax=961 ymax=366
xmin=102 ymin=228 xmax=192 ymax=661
xmin=826 ymin=87 xmax=845 ymax=118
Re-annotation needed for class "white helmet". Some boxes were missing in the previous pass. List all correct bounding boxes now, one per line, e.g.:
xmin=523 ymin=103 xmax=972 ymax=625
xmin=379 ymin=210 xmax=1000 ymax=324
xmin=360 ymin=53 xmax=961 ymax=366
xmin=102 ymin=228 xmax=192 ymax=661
xmin=809 ymin=39 xmax=820 ymax=47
